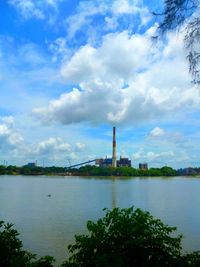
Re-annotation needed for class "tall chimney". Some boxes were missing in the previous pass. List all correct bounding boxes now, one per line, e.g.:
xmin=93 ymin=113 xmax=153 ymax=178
xmin=112 ymin=126 xmax=117 ymax=168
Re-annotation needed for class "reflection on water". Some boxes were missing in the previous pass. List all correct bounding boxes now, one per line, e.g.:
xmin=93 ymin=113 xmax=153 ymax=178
xmin=111 ymin=178 xmax=117 ymax=209
xmin=0 ymin=175 xmax=200 ymax=264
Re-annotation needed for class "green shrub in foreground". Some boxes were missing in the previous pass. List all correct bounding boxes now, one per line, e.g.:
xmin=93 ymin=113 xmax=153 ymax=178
xmin=62 ymin=207 xmax=200 ymax=267
xmin=1 ymin=207 xmax=200 ymax=267
xmin=0 ymin=221 xmax=55 ymax=267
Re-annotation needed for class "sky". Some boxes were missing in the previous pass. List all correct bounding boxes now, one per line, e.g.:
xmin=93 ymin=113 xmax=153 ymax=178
xmin=0 ymin=0 xmax=200 ymax=168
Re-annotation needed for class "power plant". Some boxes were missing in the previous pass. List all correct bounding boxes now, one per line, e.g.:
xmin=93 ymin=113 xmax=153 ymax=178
xmin=112 ymin=126 xmax=117 ymax=167
xmin=66 ymin=126 xmax=131 ymax=169
xmin=96 ymin=127 xmax=131 ymax=168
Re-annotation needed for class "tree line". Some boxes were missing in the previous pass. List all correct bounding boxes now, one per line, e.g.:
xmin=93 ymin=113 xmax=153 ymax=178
xmin=0 ymin=164 xmax=178 ymax=176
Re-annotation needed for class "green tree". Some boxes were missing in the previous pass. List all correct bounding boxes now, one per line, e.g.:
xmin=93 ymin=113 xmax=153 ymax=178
xmin=1 ymin=208 xmax=200 ymax=266
xmin=148 ymin=168 xmax=163 ymax=176
xmin=0 ymin=221 xmax=55 ymax=267
xmin=161 ymin=166 xmax=177 ymax=176
xmin=0 ymin=165 xmax=6 ymax=174
xmin=62 ymin=207 xmax=183 ymax=267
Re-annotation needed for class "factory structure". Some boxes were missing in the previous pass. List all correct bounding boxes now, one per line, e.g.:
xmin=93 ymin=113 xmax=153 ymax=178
xmin=22 ymin=127 xmax=150 ymax=169
xmin=95 ymin=127 xmax=132 ymax=168
xmin=139 ymin=163 xmax=148 ymax=170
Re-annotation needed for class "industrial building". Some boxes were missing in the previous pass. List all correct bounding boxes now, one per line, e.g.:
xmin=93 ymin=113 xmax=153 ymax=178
xmin=27 ymin=162 xmax=36 ymax=167
xmin=139 ymin=163 xmax=148 ymax=170
xmin=117 ymin=157 xmax=131 ymax=167
xmin=96 ymin=157 xmax=112 ymax=168
xmin=96 ymin=127 xmax=132 ymax=168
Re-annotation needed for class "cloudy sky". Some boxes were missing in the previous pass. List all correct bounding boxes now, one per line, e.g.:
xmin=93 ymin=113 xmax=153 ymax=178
xmin=0 ymin=0 xmax=199 ymax=168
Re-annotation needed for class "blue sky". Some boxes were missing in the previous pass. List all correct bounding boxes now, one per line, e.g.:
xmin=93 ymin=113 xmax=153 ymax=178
xmin=0 ymin=0 xmax=200 ymax=168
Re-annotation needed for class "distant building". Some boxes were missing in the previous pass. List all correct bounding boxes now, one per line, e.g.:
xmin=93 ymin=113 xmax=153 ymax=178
xmin=178 ymin=167 xmax=198 ymax=175
xmin=139 ymin=163 xmax=148 ymax=170
xmin=177 ymin=167 xmax=200 ymax=176
xmin=117 ymin=157 xmax=131 ymax=167
xmin=97 ymin=157 xmax=113 ymax=168
xmin=27 ymin=162 xmax=36 ymax=167
xmin=96 ymin=156 xmax=131 ymax=168
xmin=95 ymin=127 xmax=132 ymax=168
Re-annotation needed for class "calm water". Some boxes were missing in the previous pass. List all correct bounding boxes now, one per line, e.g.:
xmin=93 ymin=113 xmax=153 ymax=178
xmin=0 ymin=175 xmax=200 ymax=264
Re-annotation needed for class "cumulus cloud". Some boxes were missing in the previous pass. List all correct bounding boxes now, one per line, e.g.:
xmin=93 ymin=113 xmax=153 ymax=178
xmin=129 ymin=125 xmax=197 ymax=167
xmin=131 ymin=146 xmax=194 ymax=167
xmin=24 ymin=136 xmax=86 ymax=161
xmin=132 ymin=149 xmax=175 ymax=162
xmin=35 ymin=137 xmax=71 ymax=155
xmin=0 ymin=115 xmax=86 ymax=164
xmin=60 ymin=31 xmax=151 ymax=83
xmin=0 ymin=122 xmax=23 ymax=150
xmin=33 ymin=29 xmax=200 ymax=126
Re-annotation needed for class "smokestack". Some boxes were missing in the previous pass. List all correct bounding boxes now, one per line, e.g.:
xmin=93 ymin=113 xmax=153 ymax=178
xmin=112 ymin=126 xmax=117 ymax=168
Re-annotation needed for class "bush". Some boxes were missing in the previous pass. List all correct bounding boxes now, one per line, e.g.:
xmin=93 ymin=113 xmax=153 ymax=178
xmin=0 ymin=221 xmax=55 ymax=267
xmin=1 ymin=207 xmax=200 ymax=267
xmin=62 ymin=207 xmax=183 ymax=267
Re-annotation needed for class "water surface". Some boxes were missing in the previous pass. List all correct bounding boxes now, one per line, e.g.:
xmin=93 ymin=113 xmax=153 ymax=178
xmin=0 ymin=175 xmax=200 ymax=264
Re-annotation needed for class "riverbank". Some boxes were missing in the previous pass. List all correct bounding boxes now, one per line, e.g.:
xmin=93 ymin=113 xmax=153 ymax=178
xmin=0 ymin=165 xmax=176 ymax=176
xmin=1 ymin=164 xmax=200 ymax=177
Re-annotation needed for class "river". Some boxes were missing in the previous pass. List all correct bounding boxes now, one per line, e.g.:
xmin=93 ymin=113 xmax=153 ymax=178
xmin=0 ymin=175 xmax=200 ymax=264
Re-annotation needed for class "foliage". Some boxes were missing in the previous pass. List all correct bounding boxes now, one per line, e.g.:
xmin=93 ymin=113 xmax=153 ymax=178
xmin=0 ymin=221 xmax=33 ymax=267
xmin=0 ymin=221 xmax=55 ymax=267
xmin=155 ymin=0 xmax=200 ymax=84
xmin=74 ymin=165 xmax=178 ymax=177
xmin=30 ymin=256 xmax=55 ymax=267
xmin=62 ymin=207 xmax=183 ymax=267
xmin=1 ymin=164 xmax=200 ymax=177
xmin=1 ymin=208 xmax=200 ymax=266
xmin=160 ymin=166 xmax=177 ymax=176
xmin=0 ymin=164 xmax=179 ymax=176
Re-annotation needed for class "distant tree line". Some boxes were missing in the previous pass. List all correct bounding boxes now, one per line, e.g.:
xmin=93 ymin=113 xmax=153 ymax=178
xmin=70 ymin=165 xmax=178 ymax=177
xmin=1 ymin=165 xmax=200 ymax=177
xmin=1 ymin=207 xmax=200 ymax=267
xmin=0 ymin=164 xmax=179 ymax=176
xmin=1 ymin=164 xmax=200 ymax=177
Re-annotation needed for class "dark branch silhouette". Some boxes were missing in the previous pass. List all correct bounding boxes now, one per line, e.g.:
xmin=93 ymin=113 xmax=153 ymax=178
xmin=155 ymin=0 xmax=200 ymax=84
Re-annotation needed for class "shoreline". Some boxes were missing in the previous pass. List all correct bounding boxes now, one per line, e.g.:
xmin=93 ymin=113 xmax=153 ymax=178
xmin=1 ymin=173 xmax=200 ymax=178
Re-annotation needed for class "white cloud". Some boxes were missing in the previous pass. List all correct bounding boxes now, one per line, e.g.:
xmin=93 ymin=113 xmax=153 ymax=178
xmin=1 ymin=116 xmax=15 ymax=127
xmin=0 ymin=123 xmax=23 ymax=150
xmin=34 ymin=137 xmax=71 ymax=155
xmin=48 ymin=38 xmax=70 ymax=62
xmin=32 ymin=29 xmax=200 ymax=126
xmin=9 ymin=0 xmax=45 ymax=19
xmin=9 ymin=0 xmax=61 ymax=20
xmin=0 ymin=127 xmax=87 ymax=165
xmin=65 ymin=1 xmax=107 ymax=39
xmin=149 ymin=127 xmax=165 ymax=137
xmin=25 ymin=137 xmax=86 ymax=161
xmin=75 ymin=142 xmax=86 ymax=151
xmin=111 ymin=0 xmax=152 ymax=25
xmin=65 ymin=0 xmax=152 ymax=39
xmin=132 ymin=150 xmax=175 ymax=162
